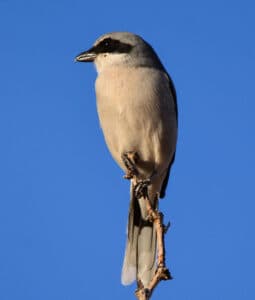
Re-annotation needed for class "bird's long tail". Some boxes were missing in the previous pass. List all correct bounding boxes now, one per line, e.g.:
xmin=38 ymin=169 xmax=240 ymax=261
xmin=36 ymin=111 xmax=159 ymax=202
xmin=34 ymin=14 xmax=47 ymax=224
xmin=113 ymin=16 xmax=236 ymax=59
xmin=121 ymin=181 xmax=157 ymax=288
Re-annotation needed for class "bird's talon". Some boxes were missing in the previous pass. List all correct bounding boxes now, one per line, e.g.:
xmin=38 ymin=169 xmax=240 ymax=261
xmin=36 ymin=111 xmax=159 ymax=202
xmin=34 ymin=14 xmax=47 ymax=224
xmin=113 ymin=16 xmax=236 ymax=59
xmin=123 ymin=173 xmax=133 ymax=180
xmin=122 ymin=151 xmax=139 ymax=179
xmin=134 ymin=179 xmax=151 ymax=198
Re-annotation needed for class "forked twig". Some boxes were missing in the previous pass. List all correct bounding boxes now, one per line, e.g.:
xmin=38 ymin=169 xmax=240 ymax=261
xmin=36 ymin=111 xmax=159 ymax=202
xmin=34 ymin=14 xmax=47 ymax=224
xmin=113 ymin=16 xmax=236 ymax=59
xmin=135 ymin=194 xmax=172 ymax=300
xmin=122 ymin=152 xmax=172 ymax=299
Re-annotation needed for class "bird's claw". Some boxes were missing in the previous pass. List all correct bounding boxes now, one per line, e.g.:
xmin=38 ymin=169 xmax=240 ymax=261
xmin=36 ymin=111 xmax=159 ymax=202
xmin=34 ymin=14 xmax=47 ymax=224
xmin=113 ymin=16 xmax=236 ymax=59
xmin=122 ymin=151 xmax=139 ymax=179
xmin=123 ymin=171 xmax=135 ymax=180
xmin=134 ymin=179 xmax=151 ymax=198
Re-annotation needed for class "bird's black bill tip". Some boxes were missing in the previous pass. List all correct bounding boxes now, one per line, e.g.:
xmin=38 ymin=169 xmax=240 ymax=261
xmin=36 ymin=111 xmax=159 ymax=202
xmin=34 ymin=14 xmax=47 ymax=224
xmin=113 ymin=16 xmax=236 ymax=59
xmin=75 ymin=50 xmax=96 ymax=62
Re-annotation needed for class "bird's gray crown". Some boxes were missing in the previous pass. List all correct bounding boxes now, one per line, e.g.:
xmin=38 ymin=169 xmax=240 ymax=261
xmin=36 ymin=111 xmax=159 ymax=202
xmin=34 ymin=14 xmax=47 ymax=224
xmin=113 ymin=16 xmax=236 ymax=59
xmin=95 ymin=32 xmax=140 ymax=46
xmin=90 ymin=34 xmax=134 ymax=55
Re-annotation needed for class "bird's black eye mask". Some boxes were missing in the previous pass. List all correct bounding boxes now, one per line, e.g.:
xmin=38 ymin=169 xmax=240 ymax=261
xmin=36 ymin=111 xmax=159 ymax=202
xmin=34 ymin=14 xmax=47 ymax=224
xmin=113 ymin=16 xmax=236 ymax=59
xmin=91 ymin=38 xmax=133 ymax=54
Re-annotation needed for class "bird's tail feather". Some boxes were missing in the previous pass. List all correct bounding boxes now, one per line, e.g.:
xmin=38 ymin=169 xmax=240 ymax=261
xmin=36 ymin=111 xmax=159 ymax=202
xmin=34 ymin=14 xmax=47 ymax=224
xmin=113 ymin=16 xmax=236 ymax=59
xmin=121 ymin=182 xmax=157 ymax=288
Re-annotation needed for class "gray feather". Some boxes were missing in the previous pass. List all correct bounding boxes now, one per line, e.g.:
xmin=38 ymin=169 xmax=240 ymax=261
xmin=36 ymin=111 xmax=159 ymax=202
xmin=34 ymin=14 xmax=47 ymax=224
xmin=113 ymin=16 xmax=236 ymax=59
xmin=121 ymin=182 xmax=157 ymax=287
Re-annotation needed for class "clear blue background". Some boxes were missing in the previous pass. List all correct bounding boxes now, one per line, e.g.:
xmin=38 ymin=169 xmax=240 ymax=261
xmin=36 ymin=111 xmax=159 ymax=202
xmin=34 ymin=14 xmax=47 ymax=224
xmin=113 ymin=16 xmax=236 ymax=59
xmin=1 ymin=0 xmax=254 ymax=299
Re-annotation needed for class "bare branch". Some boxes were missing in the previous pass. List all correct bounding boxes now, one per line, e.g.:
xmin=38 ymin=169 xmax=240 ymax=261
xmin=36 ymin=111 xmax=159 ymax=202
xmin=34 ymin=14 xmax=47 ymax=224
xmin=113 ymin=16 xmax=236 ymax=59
xmin=135 ymin=195 xmax=172 ymax=300
xmin=121 ymin=152 xmax=172 ymax=299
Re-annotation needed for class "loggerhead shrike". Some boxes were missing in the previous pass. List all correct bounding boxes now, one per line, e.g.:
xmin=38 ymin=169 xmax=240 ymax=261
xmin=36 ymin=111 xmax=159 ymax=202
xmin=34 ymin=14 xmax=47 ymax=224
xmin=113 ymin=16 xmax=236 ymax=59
xmin=75 ymin=32 xmax=178 ymax=288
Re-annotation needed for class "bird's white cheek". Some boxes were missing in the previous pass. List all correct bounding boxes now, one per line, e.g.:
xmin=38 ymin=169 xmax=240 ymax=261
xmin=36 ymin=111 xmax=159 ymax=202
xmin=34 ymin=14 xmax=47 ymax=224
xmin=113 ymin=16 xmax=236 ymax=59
xmin=95 ymin=54 xmax=117 ymax=73
xmin=94 ymin=56 xmax=106 ymax=73
xmin=94 ymin=54 xmax=129 ymax=73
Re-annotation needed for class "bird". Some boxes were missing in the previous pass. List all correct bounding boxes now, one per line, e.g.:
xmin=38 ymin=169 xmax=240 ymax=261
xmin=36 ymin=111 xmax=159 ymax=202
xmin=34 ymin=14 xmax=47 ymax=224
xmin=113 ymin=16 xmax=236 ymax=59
xmin=75 ymin=32 xmax=178 ymax=288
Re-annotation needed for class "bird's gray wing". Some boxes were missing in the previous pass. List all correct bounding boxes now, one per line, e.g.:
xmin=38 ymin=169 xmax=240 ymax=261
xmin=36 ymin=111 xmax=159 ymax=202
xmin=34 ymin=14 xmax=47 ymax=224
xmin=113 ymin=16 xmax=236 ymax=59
xmin=159 ymin=72 xmax=178 ymax=199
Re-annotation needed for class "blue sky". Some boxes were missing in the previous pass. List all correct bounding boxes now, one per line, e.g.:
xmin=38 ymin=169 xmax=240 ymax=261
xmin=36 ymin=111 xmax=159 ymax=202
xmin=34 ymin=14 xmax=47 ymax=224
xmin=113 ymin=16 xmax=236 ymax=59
xmin=1 ymin=0 xmax=254 ymax=299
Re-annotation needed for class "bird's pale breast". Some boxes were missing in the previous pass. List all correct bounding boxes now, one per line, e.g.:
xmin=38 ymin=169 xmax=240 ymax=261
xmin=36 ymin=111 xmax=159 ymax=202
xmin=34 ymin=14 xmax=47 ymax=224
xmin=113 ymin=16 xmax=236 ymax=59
xmin=95 ymin=66 xmax=176 ymax=178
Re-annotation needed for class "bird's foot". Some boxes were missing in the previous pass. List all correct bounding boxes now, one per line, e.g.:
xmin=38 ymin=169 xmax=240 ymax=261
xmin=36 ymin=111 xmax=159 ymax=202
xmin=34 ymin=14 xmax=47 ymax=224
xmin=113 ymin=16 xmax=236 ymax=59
xmin=122 ymin=151 xmax=139 ymax=179
xmin=134 ymin=179 xmax=151 ymax=198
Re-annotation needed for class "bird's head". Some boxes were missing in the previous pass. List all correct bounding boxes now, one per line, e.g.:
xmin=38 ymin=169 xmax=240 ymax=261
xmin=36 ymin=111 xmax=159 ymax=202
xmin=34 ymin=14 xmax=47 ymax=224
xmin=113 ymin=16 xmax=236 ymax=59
xmin=75 ymin=32 xmax=163 ymax=73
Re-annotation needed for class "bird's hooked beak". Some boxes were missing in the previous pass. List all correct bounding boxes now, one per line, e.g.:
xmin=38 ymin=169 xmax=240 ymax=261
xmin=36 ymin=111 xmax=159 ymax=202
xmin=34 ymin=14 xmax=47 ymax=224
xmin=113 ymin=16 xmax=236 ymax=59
xmin=75 ymin=48 xmax=97 ymax=62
